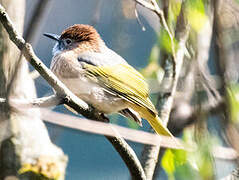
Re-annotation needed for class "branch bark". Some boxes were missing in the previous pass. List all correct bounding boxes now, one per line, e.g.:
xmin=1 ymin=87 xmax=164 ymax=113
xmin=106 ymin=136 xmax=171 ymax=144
xmin=0 ymin=1 xmax=67 ymax=179
xmin=133 ymin=0 xmax=175 ymax=58
xmin=137 ymin=1 xmax=190 ymax=179
xmin=220 ymin=168 xmax=239 ymax=180
xmin=106 ymin=135 xmax=146 ymax=180
xmin=0 ymin=95 xmax=63 ymax=108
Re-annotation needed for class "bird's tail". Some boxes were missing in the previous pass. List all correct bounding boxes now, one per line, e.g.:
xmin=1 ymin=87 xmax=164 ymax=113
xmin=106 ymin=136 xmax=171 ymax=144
xmin=130 ymin=104 xmax=173 ymax=137
xmin=147 ymin=115 xmax=173 ymax=137
xmin=65 ymin=101 xmax=173 ymax=137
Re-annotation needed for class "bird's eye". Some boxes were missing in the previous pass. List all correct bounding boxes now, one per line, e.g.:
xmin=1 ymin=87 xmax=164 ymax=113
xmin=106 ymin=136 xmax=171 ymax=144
xmin=65 ymin=39 xmax=72 ymax=45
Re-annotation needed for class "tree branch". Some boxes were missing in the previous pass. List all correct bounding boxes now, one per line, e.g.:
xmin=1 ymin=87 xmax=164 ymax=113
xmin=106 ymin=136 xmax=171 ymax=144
xmin=106 ymin=135 xmax=146 ymax=179
xmin=0 ymin=95 xmax=63 ymax=108
xmin=0 ymin=1 xmax=67 ymax=179
xmin=138 ymin=1 xmax=190 ymax=179
xmin=220 ymin=168 xmax=239 ymax=180
xmin=0 ymin=4 xmax=146 ymax=179
xmin=133 ymin=0 xmax=175 ymax=58
xmin=1 ymin=98 xmax=235 ymax=159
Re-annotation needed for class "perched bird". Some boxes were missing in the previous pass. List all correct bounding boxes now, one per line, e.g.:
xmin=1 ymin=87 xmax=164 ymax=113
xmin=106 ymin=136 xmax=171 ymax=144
xmin=44 ymin=24 xmax=173 ymax=136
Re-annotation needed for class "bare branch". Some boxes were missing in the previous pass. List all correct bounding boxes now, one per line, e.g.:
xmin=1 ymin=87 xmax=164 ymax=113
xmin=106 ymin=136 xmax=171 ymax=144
xmin=133 ymin=0 xmax=175 ymax=58
xmin=220 ymin=168 xmax=239 ymax=180
xmin=0 ymin=95 xmax=63 ymax=108
xmin=106 ymin=135 xmax=146 ymax=179
xmin=133 ymin=0 xmax=155 ymax=11
xmin=0 ymin=96 xmax=185 ymax=148
xmin=132 ymin=2 xmax=189 ymax=179
xmin=41 ymin=109 xmax=184 ymax=148
xmin=43 ymin=109 xmax=239 ymax=160
xmin=140 ymin=2 xmax=190 ymax=179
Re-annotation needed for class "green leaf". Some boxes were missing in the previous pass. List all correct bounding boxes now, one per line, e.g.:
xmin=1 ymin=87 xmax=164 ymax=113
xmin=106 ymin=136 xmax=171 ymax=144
xmin=184 ymin=129 xmax=215 ymax=180
xmin=161 ymin=149 xmax=193 ymax=179
xmin=148 ymin=45 xmax=160 ymax=63
xmin=158 ymin=29 xmax=178 ymax=54
xmin=227 ymin=84 xmax=239 ymax=123
xmin=168 ymin=0 xmax=182 ymax=31
xmin=162 ymin=128 xmax=215 ymax=179
xmin=161 ymin=149 xmax=175 ymax=175
xmin=186 ymin=0 xmax=208 ymax=32
xmin=159 ymin=29 xmax=172 ymax=54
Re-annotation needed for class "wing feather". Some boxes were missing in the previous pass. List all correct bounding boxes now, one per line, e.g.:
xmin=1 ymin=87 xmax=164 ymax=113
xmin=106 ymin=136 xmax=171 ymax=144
xmin=84 ymin=63 xmax=157 ymax=115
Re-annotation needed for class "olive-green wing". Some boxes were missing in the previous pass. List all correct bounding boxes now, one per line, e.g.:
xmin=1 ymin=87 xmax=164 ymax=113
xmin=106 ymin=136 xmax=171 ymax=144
xmin=84 ymin=63 xmax=157 ymax=115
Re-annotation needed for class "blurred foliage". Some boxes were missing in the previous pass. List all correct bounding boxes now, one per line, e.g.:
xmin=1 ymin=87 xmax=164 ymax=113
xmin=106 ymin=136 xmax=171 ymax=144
xmin=185 ymin=0 xmax=208 ymax=32
xmin=159 ymin=29 xmax=173 ymax=54
xmin=141 ymin=0 xmax=239 ymax=179
xmin=141 ymin=45 xmax=164 ymax=84
xmin=227 ymin=84 xmax=239 ymax=123
xmin=158 ymin=29 xmax=178 ymax=55
xmin=167 ymin=0 xmax=182 ymax=33
xmin=162 ymin=128 xmax=215 ymax=180
xmin=19 ymin=162 xmax=61 ymax=180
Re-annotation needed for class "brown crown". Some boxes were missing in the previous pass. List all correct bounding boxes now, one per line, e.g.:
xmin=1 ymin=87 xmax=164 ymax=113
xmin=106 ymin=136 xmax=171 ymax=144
xmin=60 ymin=24 xmax=101 ymax=42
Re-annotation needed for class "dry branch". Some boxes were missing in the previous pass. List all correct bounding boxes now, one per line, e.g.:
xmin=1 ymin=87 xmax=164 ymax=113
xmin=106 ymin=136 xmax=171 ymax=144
xmin=0 ymin=1 xmax=67 ymax=179
xmin=0 ymin=95 xmax=63 ymax=108
xmin=221 ymin=168 xmax=239 ymax=180
xmin=41 ymin=109 xmax=184 ymax=149
xmin=133 ymin=0 xmax=175 ymax=58
xmin=134 ymin=0 xmax=190 ymax=179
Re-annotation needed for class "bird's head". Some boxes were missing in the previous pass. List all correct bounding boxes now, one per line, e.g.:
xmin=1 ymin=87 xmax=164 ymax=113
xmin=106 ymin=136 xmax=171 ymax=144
xmin=44 ymin=24 xmax=104 ymax=56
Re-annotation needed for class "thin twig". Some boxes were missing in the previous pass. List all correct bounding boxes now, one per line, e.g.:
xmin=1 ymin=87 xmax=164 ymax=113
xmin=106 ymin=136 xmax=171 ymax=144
xmin=16 ymin=108 xmax=186 ymax=149
xmin=133 ymin=0 xmax=175 ymax=58
xmin=0 ymin=95 xmax=63 ymax=108
xmin=135 ymin=4 xmax=146 ymax=31
xmin=0 ymin=4 xmax=146 ymax=179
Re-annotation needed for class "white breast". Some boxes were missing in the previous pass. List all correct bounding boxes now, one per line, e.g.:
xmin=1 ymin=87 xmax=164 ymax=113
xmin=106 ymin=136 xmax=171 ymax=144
xmin=50 ymin=50 xmax=128 ymax=114
xmin=59 ymin=76 xmax=128 ymax=114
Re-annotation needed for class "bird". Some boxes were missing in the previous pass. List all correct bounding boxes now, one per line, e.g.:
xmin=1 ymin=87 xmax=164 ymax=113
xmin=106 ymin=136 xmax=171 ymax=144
xmin=44 ymin=24 xmax=173 ymax=137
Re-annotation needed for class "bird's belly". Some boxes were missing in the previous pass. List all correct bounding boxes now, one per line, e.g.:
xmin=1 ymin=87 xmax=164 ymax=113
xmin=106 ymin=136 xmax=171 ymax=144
xmin=60 ymin=77 xmax=128 ymax=114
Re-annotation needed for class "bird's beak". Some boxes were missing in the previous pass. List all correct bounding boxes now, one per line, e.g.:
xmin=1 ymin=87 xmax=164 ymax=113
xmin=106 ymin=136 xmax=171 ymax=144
xmin=43 ymin=33 xmax=60 ymax=41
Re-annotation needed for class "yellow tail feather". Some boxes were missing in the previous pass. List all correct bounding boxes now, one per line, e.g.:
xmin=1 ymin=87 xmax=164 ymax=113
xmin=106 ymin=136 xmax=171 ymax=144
xmin=65 ymin=101 xmax=173 ymax=137
xmin=147 ymin=115 xmax=173 ymax=137
xmin=130 ymin=104 xmax=173 ymax=137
